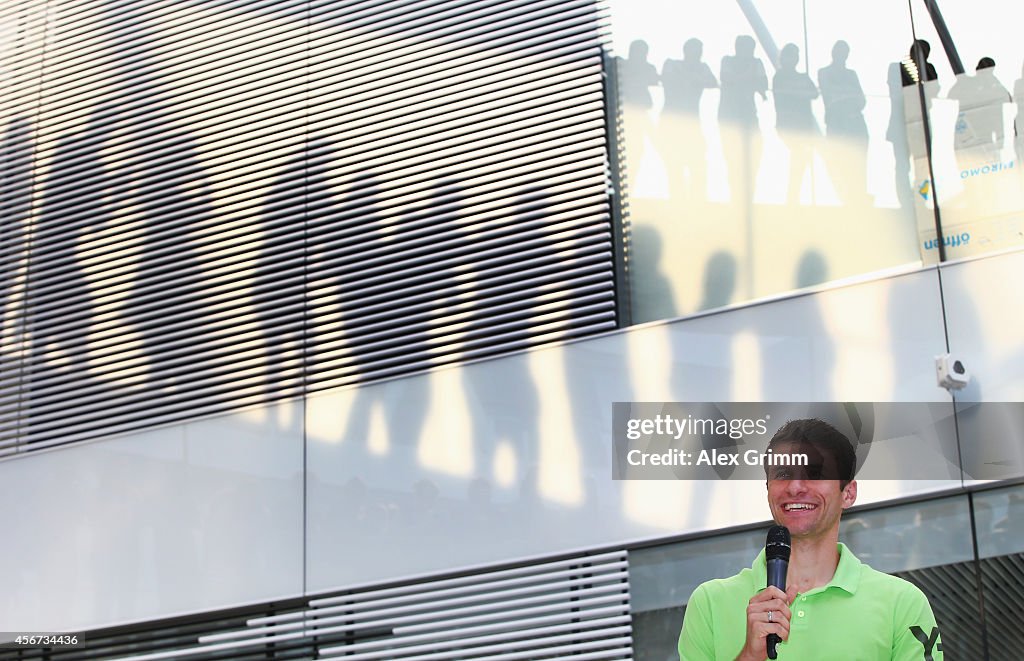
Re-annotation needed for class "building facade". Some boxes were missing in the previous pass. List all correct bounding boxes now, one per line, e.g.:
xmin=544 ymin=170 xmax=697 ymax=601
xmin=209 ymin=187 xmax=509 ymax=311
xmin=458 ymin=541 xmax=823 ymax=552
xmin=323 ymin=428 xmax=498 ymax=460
xmin=1 ymin=0 xmax=1022 ymax=658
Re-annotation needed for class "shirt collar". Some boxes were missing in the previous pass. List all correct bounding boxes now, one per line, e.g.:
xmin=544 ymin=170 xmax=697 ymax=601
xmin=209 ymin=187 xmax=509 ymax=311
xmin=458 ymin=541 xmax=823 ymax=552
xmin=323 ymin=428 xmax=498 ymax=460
xmin=751 ymin=542 xmax=862 ymax=595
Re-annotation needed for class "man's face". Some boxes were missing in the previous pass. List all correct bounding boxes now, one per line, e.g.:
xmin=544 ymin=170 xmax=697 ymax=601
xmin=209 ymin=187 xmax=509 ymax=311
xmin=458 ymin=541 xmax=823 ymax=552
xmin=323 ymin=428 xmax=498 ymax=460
xmin=765 ymin=441 xmax=857 ymax=540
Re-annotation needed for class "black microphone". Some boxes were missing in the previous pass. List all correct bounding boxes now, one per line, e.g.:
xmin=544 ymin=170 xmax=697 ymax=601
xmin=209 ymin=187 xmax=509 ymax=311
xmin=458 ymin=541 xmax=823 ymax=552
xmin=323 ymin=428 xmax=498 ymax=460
xmin=765 ymin=525 xmax=791 ymax=660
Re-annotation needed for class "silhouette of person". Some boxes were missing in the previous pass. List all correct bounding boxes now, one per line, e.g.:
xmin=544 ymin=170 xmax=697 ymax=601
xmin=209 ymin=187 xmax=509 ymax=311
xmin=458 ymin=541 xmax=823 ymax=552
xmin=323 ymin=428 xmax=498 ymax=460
xmin=662 ymin=253 xmax=737 ymax=488
xmin=719 ymin=35 xmax=768 ymax=205
xmin=698 ymin=251 xmax=737 ymax=311
xmin=254 ymin=144 xmax=323 ymax=398
xmin=330 ymin=176 xmax=413 ymax=448
xmin=334 ymin=178 xmax=460 ymax=453
xmin=760 ymin=250 xmax=835 ymax=402
xmin=973 ymin=58 xmax=1011 ymax=146
xmin=892 ymin=41 xmax=941 ymax=200
xmin=901 ymin=39 xmax=938 ymax=88
xmin=818 ymin=41 xmax=869 ymax=204
xmin=461 ymin=188 xmax=544 ymax=490
xmin=660 ymin=38 xmax=718 ymax=204
xmin=620 ymin=40 xmax=660 ymax=109
xmin=794 ymin=250 xmax=828 ymax=289
xmin=0 ymin=118 xmax=32 ymax=224
xmin=1 ymin=118 xmax=33 ymax=426
xmin=31 ymin=114 xmax=112 ymax=413
xmin=886 ymin=61 xmax=914 ymax=210
xmin=630 ymin=225 xmax=678 ymax=321
xmin=773 ymin=43 xmax=820 ymax=204
xmin=948 ymin=57 xmax=1011 ymax=150
xmin=310 ymin=170 xmax=380 ymax=440
xmin=618 ymin=40 xmax=660 ymax=192
xmin=663 ymin=39 xmax=718 ymax=115
xmin=1 ymin=119 xmax=32 ymax=316
xmin=945 ymin=58 xmax=1013 ymax=217
xmin=32 ymin=6 xmax=222 ymax=425
xmin=401 ymin=178 xmax=465 ymax=374
xmin=720 ymin=36 xmax=769 ymax=126
xmin=125 ymin=129 xmax=220 ymax=394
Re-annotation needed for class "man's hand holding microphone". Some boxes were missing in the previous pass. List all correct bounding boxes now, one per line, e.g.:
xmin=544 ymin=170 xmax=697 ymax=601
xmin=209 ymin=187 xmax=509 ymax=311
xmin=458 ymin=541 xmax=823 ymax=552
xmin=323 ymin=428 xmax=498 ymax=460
xmin=736 ymin=526 xmax=794 ymax=661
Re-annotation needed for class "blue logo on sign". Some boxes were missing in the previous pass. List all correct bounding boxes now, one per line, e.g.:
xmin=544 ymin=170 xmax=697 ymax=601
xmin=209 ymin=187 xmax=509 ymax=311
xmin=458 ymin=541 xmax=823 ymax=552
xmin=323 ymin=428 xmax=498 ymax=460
xmin=923 ymin=233 xmax=970 ymax=251
xmin=918 ymin=180 xmax=931 ymax=200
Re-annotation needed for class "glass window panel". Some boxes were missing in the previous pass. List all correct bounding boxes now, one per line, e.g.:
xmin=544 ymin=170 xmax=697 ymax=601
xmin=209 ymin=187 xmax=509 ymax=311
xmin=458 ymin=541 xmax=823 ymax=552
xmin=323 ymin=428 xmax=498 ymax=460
xmin=974 ymin=483 xmax=1024 ymax=559
xmin=908 ymin=1 xmax=1024 ymax=262
xmin=608 ymin=0 xmax=926 ymax=324
xmin=841 ymin=496 xmax=981 ymax=659
xmin=973 ymin=484 xmax=1024 ymax=660
xmin=840 ymin=493 xmax=973 ymax=573
xmin=629 ymin=528 xmax=762 ymax=661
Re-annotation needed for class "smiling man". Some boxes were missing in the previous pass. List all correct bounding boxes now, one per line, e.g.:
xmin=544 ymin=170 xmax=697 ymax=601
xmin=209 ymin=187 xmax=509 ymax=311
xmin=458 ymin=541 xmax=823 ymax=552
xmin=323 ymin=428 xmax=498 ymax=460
xmin=677 ymin=418 xmax=944 ymax=660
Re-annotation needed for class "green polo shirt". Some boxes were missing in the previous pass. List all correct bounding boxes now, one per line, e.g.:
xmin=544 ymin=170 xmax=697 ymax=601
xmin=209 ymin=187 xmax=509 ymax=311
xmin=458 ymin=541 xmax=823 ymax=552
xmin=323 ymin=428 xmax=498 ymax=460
xmin=677 ymin=543 xmax=943 ymax=660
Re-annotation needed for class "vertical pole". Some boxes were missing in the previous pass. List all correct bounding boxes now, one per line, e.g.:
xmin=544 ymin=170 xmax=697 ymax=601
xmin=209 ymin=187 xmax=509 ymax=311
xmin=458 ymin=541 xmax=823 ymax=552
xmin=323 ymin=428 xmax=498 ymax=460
xmin=908 ymin=1 xmax=948 ymax=262
xmin=924 ymin=0 xmax=965 ymax=75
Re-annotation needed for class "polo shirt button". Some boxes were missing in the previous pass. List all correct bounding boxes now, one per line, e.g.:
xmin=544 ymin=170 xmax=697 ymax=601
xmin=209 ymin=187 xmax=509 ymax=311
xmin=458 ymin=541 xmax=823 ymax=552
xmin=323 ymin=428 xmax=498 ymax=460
xmin=798 ymin=610 xmax=805 ymax=617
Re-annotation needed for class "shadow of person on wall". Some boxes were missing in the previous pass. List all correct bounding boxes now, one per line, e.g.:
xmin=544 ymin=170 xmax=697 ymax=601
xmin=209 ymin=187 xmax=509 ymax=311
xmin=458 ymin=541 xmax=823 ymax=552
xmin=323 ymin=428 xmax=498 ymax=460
xmin=818 ymin=40 xmax=870 ymax=206
xmin=254 ymin=141 xmax=336 ymax=400
xmin=30 ymin=4 xmax=224 ymax=442
xmin=629 ymin=225 xmax=678 ymax=322
xmin=330 ymin=177 xmax=466 ymax=460
xmin=618 ymin=40 xmax=660 ymax=194
xmin=460 ymin=190 xmax=545 ymax=497
xmin=969 ymin=58 xmax=1011 ymax=147
xmin=124 ymin=130 xmax=221 ymax=396
xmin=773 ymin=43 xmax=821 ymax=206
xmin=1 ymin=118 xmax=33 ymax=388
xmin=30 ymin=116 xmax=112 ymax=413
xmin=666 ymin=251 xmax=738 ymax=485
xmin=758 ymin=250 xmax=836 ymax=404
xmin=948 ymin=57 xmax=1012 ymax=153
xmin=887 ymin=61 xmax=915 ymax=211
xmin=660 ymin=38 xmax=718 ymax=205
xmin=719 ymin=35 xmax=768 ymax=208
xmin=323 ymin=176 xmax=412 ymax=453
xmin=794 ymin=250 xmax=828 ymax=289
xmin=697 ymin=250 xmax=737 ymax=312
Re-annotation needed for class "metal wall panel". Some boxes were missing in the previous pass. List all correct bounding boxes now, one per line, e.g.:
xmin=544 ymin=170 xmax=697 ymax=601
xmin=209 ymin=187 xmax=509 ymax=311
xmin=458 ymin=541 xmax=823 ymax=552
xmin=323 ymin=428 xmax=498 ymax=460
xmin=0 ymin=1 xmax=50 ymax=451
xmin=0 ymin=0 xmax=616 ymax=455
xmin=304 ymin=0 xmax=616 ymax=391
xmin=0 ymin=398 xmax=305 ymax=633
xmin=0 ymin=550 xmax=631 ymax=660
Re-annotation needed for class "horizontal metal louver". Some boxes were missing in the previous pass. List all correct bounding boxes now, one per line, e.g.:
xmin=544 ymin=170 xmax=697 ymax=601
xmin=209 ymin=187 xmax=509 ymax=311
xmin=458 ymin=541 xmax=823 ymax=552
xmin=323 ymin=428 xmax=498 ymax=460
xmin=0 ymin=550 xmax=632 ymax=660
xmin=0 ymin=0 xmax=617 ymax=456
xmin=897 ymin=553 xmax=1024 ymax=661
xmin=302 ymin=0 xmax=616 ymax=392
xmin=1 ymin=1 xmax=50 ymax=451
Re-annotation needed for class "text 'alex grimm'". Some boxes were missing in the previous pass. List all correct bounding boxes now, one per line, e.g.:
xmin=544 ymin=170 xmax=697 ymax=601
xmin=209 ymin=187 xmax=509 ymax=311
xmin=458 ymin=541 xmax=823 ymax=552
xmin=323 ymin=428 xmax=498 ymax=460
xmin=625 ymin=448 xmax=809 ymax=467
